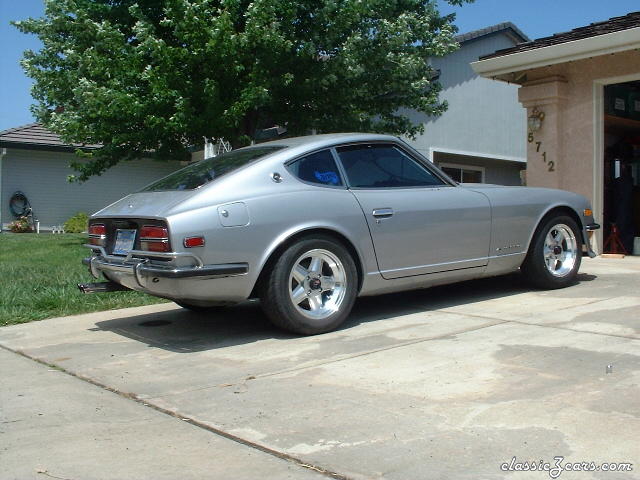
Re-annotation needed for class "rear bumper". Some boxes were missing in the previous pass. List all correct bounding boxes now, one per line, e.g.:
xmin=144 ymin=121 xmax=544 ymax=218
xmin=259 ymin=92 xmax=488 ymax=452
xmin=83 ymin=244 xmax=248 ymax=286
xmin=82 ymin=256 xmax=248 ymax=279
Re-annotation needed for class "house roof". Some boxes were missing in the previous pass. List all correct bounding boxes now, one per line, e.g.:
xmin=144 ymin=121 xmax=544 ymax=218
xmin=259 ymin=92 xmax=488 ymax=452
xmin=0 ymin=123 xmax=100 ymax=151
xmin=472 ymin=11 xmax=640 ymax=80
xmin=480 ymin=11 xmax=640 ymax=60
xmin=455 ymin=22 xmax=529 ymax=45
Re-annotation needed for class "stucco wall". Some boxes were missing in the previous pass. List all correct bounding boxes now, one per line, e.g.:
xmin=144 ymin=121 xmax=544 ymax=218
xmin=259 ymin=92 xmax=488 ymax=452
xmin=520 ymin=51 xmax=639 ymax=194
xmin=1 ymin=148 xmax=183 ymax=230
xmin=521 ymin=51 xmax=640 ymax=197
xmin=516 ymin=49 xmax=640 ymax=250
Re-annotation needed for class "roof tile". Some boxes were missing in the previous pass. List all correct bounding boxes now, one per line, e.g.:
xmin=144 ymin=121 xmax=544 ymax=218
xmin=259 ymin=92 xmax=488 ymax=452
xmin=480 ymin=11 xmax=640 ymax=60
xmin=0 ymin=123 xmax=100 ymax=150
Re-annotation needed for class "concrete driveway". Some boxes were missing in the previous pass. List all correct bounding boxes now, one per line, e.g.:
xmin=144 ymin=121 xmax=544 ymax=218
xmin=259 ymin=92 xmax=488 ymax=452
xmin=1 ymin=257 xmax=639 ymax=480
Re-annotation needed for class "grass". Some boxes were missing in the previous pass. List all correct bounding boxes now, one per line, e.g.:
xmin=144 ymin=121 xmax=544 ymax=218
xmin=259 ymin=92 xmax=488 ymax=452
xmin=0 ymin=233 xmax=168 ymax=326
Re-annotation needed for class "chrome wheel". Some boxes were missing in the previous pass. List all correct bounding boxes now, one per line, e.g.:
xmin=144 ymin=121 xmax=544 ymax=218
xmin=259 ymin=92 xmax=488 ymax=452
xmin=543 ymin=223 xmax=578 ymax=277
xmin=288 ymin=248 xmax=347 ymax=320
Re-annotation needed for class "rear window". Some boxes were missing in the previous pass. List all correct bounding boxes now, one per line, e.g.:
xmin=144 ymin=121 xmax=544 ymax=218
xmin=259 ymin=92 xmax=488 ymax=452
xmin=141 ymin=146 xmax=286 ymax=191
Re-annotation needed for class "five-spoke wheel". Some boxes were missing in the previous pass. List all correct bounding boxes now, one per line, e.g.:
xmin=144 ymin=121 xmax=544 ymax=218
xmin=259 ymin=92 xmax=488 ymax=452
xmin=543 ymin=224 xmax=578 ymax=277
xmin=522 ymin=215 xmax=582 ymax=289
xmin=260 ymin=236 xmax=358 ymax=335
xmin=288 ymin=249 xmax=348 ymax=320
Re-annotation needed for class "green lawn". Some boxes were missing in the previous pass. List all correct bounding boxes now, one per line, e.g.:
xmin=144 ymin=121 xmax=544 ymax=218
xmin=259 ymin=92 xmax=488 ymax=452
xmin=0 ymin=233 xmax=167 ymax=326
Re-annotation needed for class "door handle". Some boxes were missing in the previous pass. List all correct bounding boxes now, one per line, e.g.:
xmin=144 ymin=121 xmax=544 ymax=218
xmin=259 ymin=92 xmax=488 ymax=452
xmin=372 ymin=208 xmax=394 ymax=218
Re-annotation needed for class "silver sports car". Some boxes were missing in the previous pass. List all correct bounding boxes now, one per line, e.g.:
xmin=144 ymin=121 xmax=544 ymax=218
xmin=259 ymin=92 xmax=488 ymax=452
xmin=80 ymin=133 xmax=599 ymax=334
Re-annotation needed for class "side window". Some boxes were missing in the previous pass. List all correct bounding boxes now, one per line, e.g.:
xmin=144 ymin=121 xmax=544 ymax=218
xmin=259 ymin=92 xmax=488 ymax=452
xmin=336 ymin=144 xmax=445 ymax=188
xmin=288 ymin=149 xmax=343 ymax=187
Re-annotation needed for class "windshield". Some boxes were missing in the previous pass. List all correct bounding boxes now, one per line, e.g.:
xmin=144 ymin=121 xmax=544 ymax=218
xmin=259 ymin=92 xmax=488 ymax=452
xmin=141 ymin=146 xmax=286 ymax=191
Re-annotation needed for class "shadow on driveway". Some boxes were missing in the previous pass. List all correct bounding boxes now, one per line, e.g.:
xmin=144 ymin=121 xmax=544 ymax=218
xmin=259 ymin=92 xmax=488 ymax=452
xmin=93 ymin=272 xmax=596 ymax=353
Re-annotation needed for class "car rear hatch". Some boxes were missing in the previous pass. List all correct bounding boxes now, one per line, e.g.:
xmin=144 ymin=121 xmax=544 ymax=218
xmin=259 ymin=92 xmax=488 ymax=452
xmin=93 ymin=191 xmax=194 ymax=218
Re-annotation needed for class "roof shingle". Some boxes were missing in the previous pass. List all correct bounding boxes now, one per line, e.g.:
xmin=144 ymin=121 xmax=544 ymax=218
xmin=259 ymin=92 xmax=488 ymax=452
xmin=0 ymin=123 xmax=100 ymax=150
xmin=480 ymin=11 xmax=640 ymax=60
xmin=455 ymin=22 xmax=529 ymax=45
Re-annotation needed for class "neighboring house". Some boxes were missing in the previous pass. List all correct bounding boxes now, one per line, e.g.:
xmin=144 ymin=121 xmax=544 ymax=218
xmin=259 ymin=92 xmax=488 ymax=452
xmin=406 ymin=23 xmax=530 ymax=185
xmin=0 ymin=123 xmax=183 ymax=231
xmin=472 ymin=11 xmax=640 ymax=254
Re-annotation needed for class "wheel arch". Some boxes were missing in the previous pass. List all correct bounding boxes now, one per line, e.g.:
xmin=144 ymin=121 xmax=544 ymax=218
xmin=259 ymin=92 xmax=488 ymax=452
xmin=526 ymin=205 xmax=585 ymax=254
xmin=249 ymin=227 xmax=365 ymax=299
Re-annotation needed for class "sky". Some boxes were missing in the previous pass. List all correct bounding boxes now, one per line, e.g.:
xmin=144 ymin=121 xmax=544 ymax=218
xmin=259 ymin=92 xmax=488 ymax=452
xmin=1 ymin=0 xmax=639 ymax=131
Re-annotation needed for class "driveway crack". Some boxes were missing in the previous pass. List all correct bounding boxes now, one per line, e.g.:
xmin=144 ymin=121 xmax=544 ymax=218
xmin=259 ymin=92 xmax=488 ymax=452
xmin=0 ymin=344 xmax=351 ymax=480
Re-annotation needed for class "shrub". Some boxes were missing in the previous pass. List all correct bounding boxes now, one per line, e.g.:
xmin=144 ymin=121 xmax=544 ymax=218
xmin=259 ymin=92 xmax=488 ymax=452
xmin=64 ymin=212 xmax=89 ymax=233
xmin=8 ymin=216 xmax=33 ymax=233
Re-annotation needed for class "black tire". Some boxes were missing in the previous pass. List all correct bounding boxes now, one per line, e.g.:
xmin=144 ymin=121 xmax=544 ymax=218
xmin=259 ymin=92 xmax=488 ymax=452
xmin=259 ymin=235 xmax=358 ymax=335
xmin=521 ymin=215 xmax=582 ymax=289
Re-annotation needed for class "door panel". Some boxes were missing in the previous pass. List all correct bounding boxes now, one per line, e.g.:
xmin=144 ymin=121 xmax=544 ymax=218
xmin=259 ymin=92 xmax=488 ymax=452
xmin=351 ymin=186 xmax=491 ymax=279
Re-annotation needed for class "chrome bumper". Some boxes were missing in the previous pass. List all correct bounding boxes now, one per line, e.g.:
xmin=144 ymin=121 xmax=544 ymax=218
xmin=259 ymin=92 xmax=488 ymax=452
xmin=583 ymin=223 xmax=600 ymax=258
xmin=82 ymin=245 xmax=248 ymax=285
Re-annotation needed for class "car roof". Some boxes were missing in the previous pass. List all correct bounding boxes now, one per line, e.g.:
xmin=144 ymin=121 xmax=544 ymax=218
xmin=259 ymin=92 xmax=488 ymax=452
xmin=251 ymin=132 xmax=401 ymax=151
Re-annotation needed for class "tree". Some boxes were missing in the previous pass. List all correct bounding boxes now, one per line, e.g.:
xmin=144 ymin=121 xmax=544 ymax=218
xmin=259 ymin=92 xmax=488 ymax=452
xmin=15 ymin=0 xmax=471 ymax=181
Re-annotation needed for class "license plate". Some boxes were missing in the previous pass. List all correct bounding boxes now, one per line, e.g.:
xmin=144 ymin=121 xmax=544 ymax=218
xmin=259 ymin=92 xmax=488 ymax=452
xmin=113 ymin=229 xmax=137 ymax=255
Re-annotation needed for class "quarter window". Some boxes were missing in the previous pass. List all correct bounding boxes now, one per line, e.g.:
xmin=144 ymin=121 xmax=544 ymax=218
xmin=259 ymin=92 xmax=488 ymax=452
xmin=288 ymin=149 xmax=343 ymax=187
xmin=336 ymin=144 xmax=445 ymax=188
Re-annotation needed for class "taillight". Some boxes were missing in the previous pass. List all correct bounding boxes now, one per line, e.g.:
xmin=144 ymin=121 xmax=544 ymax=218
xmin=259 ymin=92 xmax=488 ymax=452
xmin=88 ymin=224 xmax=106 ymax=246
xmin=139 ymin=225 xmax=170 ymax=252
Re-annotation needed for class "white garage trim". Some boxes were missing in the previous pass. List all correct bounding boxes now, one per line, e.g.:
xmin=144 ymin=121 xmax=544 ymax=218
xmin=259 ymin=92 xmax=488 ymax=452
xmin=428 ymin=146 xmax=526 ymax=164
xmin=592 ymin=72 xmax=640 ymax=254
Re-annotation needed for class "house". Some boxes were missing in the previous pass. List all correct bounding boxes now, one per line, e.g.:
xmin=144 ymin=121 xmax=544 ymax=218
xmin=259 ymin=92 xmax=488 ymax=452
xmin=472 ymin=11 xmax=640 ymax=254
xmin=0 ymin=123 xmax=183 ymax=231
xmin=406 ymin=23 xmax=530 ymax=185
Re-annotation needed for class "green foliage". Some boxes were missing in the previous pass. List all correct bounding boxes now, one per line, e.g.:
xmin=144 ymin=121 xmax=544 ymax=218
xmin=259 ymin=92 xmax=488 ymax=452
xmin=14 ymin=0 xmax=472 ymax=181
xmin=64 ymin=212 xmax=90 ymax=233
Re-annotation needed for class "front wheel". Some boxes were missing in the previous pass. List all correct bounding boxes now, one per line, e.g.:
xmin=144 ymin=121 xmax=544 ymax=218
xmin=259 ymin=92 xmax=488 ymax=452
xmin=259 ymin=236 xmax=358 ymax=335
xmin=521 ymin=215 xmax=582 ymax=289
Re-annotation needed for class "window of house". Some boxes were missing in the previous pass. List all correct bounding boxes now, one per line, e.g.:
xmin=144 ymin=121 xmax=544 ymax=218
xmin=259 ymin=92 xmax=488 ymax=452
xmin=439 ymin=164 xmax=484 ymax=183
xmin=287 ymin=149 xmax=343 ymax=187
xmin=336 ymin=144 xmax=445 ymax=188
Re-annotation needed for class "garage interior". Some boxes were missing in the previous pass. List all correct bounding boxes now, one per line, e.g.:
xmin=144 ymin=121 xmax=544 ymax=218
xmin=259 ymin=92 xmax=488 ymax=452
xmin=603 ymin=80 xmax=640 ymax=254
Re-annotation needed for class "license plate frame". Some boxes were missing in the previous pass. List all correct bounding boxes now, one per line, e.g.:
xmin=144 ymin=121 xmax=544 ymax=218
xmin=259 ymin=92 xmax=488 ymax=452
xmin=113 ymin=229 xmax=137 ymax=256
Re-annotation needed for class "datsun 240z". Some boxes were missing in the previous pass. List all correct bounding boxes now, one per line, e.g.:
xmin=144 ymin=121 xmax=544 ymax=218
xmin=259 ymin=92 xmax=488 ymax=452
xmin=80 ymin=133 xmax=599 ymax=335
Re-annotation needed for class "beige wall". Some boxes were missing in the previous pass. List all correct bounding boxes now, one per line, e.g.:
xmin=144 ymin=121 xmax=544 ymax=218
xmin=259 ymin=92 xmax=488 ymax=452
xmin=516 ymin=50 xmax=640 ymax=251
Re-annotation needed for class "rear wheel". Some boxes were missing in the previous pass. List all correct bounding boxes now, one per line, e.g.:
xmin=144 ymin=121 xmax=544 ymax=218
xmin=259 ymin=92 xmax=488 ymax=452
xmin=259 ymin=236 xmax=358 ymax=335
xmin=522 ymin=215 xmax=582 ymax=289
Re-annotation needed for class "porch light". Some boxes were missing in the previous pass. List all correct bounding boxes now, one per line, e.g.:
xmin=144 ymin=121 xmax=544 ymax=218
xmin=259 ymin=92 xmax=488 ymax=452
xmin=528 ymin=108 xmax=545 ymax=132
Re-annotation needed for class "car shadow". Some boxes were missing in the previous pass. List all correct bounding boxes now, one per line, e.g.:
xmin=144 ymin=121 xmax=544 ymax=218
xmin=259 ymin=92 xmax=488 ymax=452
xmin=93 ymin=272 xmax=596 ymax=353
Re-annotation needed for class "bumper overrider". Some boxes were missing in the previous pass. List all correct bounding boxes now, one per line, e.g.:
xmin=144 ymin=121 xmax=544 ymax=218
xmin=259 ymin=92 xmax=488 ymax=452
xmin=583 ymin=222 xmax=600 ymax=258
xmin=82 ymin=245 xmax=248 ymax=287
